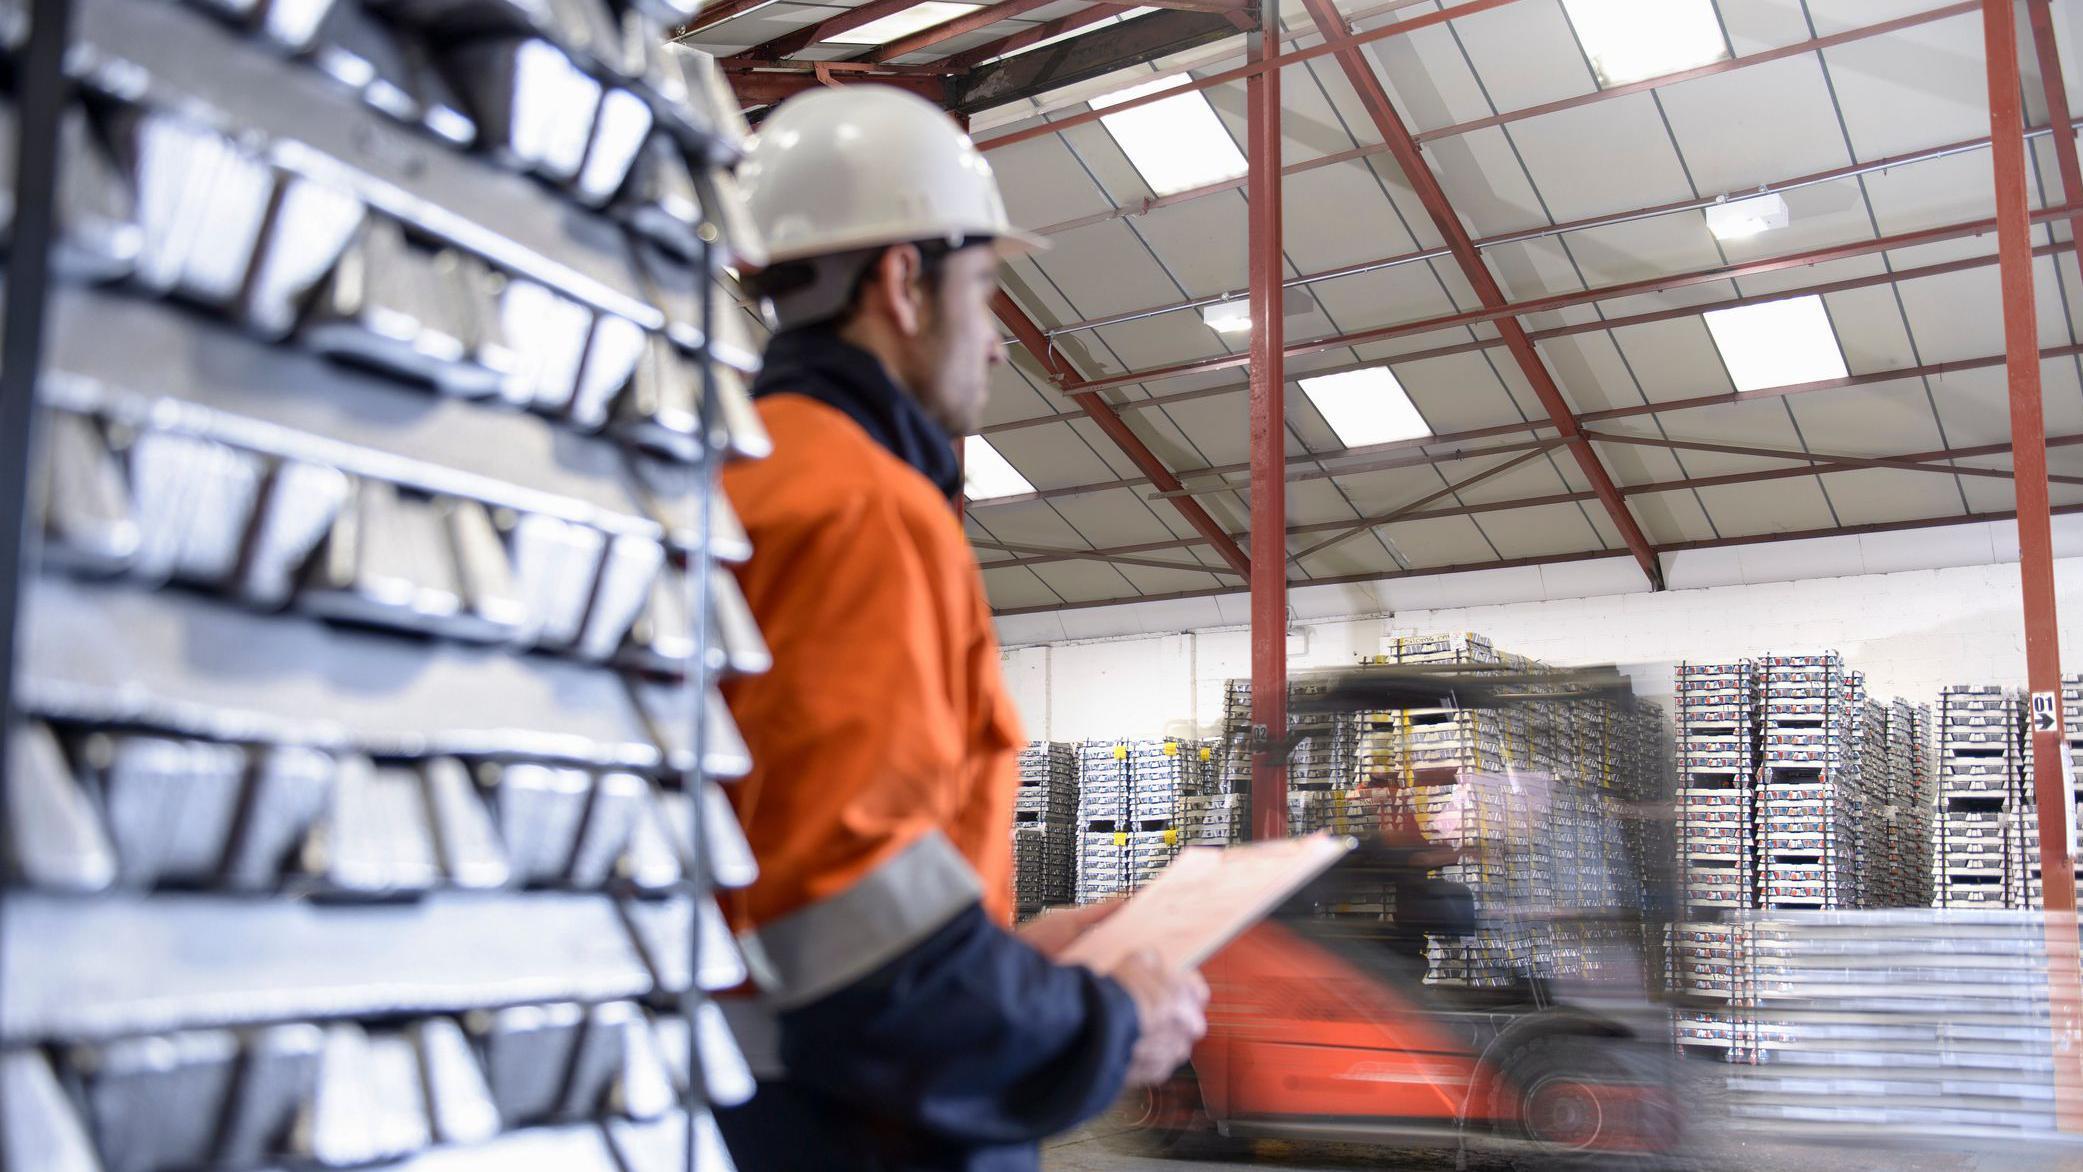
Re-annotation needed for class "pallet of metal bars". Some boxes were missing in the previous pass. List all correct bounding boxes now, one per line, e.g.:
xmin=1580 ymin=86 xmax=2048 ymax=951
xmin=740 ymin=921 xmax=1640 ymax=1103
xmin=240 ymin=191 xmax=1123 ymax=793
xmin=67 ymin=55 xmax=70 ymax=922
xmin=1728 ymin=910 xmax=2068 ymax=1138
xmin=1015 ymin=740 xmax=1079 ymax=823
xmin=1011 ymin=814 xmax=1072 ymax=915
xmin=1074 ymin=822 xmax=1129 ymax=905
xmin=1287 ymin=783 xmax=1339 ymax=835
xmin=1177 ymin=792 xmax=1245 ymax=844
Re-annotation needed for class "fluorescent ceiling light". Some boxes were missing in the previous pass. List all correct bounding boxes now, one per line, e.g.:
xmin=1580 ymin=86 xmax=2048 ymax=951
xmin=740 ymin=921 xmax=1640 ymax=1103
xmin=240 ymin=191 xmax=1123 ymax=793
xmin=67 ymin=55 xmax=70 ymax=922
xmin=1299 ymin=367 xmax=1432 ymax=449
xmin=1704 ymin=294 xmax=1848 ymax=393
xmin=1201 ymin=298 xmax=1251 ymax=334
xmin=826 ymin=1 xmax=981 ymax=45
xmin=963 ymin=435 xmax=1035 ymax=500
xmin=1705 ymin=191 xmax=1789 ymax=241
xmin=1560 ymin=0 xmax=1729 ymax=88
xmin=1090 ymin=74 xmax=1246 ymax=196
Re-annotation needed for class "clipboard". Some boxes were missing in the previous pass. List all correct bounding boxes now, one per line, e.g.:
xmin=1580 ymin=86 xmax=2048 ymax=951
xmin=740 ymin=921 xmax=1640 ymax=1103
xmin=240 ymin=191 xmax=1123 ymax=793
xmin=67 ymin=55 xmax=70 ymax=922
xmin=1055 ymin=832 xmax=1355 ymax=974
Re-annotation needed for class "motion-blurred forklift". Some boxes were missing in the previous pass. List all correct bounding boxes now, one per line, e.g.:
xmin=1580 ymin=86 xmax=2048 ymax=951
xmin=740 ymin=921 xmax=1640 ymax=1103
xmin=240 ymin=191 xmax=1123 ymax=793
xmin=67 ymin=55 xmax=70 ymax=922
xmin=1124 ymin=664 xmax=1685 ymax=1168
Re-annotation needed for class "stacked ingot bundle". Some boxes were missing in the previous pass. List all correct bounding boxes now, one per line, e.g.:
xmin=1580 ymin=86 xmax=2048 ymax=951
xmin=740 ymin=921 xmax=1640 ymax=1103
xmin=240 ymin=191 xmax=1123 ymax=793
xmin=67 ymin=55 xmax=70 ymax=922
xmin=1074 ymin=738 xmax=1193 ymax=901
xmin=1177 ymin=738 xmax=1243 ymax=845
xmin=0 ymin=4 xmax=770 ymax=1165
xmin=1881 ymin=700 xmax=1937 ymax=907
xmin=1933 ymin=686 xmax=2019 ymax=909
xmin=1074 ymin=740 xmax=1132 ymax=904
xmin=1011 ymin=741 xmax=1077 ymax=915
xmin=1759 ymin=655 xmax=1861 ymax=910
xmin=1672 ymin=661 xmax=1761 ymax=1056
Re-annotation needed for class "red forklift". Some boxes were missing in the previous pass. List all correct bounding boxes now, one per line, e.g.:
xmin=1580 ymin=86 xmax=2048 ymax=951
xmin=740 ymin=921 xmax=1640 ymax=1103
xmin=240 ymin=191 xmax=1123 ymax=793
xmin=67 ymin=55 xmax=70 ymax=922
xmin=1123 ymin=665 xmax=1686 ymax=1167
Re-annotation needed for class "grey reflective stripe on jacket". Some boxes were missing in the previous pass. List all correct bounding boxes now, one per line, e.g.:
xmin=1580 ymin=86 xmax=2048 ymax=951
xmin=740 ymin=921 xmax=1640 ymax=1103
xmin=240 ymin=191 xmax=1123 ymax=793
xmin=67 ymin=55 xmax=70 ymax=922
xmin=745 ymin=829 xmax=983 ymax=1012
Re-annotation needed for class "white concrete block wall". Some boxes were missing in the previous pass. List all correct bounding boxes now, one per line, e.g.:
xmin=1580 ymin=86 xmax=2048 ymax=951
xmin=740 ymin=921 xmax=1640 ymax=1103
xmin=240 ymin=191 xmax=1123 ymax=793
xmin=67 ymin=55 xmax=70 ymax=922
xmin=997 ymin=546 xmax=2083 ymax=743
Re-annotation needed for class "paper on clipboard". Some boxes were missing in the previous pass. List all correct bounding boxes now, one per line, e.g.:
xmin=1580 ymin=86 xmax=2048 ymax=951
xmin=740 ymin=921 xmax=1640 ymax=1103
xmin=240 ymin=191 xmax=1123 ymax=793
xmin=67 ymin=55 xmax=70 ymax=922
xmin=1056 ymin=833 xmax=1354 ymax=974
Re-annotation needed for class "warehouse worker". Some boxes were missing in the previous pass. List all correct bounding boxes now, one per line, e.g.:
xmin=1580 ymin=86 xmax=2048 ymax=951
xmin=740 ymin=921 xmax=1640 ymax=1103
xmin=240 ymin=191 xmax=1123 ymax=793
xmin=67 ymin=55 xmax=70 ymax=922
xmin=717 ymin=86 xmax=1208 ymax=1169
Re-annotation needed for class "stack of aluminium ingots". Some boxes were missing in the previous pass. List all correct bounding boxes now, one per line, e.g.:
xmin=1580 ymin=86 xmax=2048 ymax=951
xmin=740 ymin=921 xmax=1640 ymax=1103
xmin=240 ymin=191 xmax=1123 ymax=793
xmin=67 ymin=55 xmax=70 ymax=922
xmin=1010 ymin=741 xmax=1076 ymax=917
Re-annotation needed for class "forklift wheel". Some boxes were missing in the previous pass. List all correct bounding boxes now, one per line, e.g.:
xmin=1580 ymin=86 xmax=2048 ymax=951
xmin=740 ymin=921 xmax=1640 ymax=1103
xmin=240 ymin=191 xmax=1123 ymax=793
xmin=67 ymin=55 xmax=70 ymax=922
xmin=1490 ymin=1035 xmax=1682 ymax=1169
xmin=1109 ymin=1074 xmax=1237 ymax=1159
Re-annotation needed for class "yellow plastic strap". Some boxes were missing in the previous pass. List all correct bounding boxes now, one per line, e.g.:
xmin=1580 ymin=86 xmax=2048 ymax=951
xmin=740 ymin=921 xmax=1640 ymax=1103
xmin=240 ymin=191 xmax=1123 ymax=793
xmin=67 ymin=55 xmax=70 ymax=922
xmin=1199 ymin=746 xmax=1212 ymax=761
xmin=1113 ymin=831 xmax=1128 ymax=846
xmin=1163 ymin=742 xmax=1178 ymax=756
xmin=1113 ymin=745 xmax=1127 ymax=761
xmin=1164 ymin=828 xmax=1178 ymax=846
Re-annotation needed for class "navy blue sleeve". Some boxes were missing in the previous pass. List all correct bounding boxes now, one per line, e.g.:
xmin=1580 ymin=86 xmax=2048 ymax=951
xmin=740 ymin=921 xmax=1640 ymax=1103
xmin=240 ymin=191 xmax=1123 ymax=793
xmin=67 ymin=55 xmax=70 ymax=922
xmin=775 ymin=903 xmax=1141 ymax=1146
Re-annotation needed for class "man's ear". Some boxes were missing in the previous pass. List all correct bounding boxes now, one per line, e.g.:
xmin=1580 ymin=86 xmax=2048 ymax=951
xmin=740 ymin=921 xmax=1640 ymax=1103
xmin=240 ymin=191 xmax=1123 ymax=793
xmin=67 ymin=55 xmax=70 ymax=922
xmin=868 ymin=244 xmax=927 ymax=339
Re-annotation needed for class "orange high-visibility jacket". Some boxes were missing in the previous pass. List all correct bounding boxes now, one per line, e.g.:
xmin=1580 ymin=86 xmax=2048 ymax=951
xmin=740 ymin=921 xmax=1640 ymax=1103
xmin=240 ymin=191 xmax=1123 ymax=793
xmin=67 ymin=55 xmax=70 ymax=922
xmin=722 ymin=393 xmax=1022 ymax=1002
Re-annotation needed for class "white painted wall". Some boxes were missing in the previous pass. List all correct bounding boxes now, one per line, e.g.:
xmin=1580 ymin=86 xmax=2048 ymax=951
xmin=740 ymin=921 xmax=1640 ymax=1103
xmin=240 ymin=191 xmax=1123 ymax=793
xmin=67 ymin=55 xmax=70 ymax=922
xmin=997 ymin=518 xmax=2083 ymax=742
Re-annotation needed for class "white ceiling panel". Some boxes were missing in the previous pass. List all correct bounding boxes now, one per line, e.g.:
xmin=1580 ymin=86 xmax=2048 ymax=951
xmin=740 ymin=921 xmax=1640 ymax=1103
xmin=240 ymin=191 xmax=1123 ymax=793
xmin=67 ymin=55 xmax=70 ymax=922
xmin=1269 ymin=57 xmax=1386 ymax=166
xmin=1061 ymin=415 xmax=1142 ymax=481
xmin=1625 ymin=486 xmax=1718 ymax=545
xmin=1444 ymin=451 xmax=1577 ymax=506
xmin=1134 ymin=193 xmax=1249 ymax=296
xmin=1585 ymin=276 xmax=1736 ymax=329
xmin=996 ymin=135 xmax=1120 ymax=233
xmin=1027 ymin=558 xmax=1143 ymax=603
xmin=1621 ymin=398 xmax=1813 ymax=473
xmin=1925 ymin=365 xmax=2021 ymax=450
xmin=690 ymin=2 xmax=842 ymax=50
xmin=1363 ymin=19 xmax=1495 ymax=131
xmin=1029 ymin=220 xmax=1198 ymax=320
xmin=1504 ymin=93 xmax=1697 ymax=223
xmin=982 ymin=566 xmax=1065 ymax=610
xmin=1463 ymin=501 xmax=1605 ymax=560
xmin=981 ymin=361 xmax=1064 ymax=428
xmin=1281 ymin=164 xmax=1423 ymax=274
xmin=1656 ymin=53 xmax=1848 ymax=195
xmin=1326 ymin=459 xmax=1471 ymax=517
xmin=1891 ymin=265 xmax=2008 ymax=365
xmin=1860 ymin=150 xmax=2008 ymax=240
xmin=1778 ymin=374 xmax=1949 ymax=455
xmin=1559 ymin=214 xmax=1729 ymax=293
xmin=1718 ymin=0 xmax=1819 ymax=53
xmin=1139 ymin=393 xmax=1250 ymax=467
xmin=1111 ymin=562 xmax=1232 ymax=596
xmin=1285 ymin=477 xmax=1376 ymax=528
xmin=1818 ymin=281 xmax=1921 ymax=374
xmin=1802 ymin=0 xmax=1955 ymax=35
xmin=1047 ymin=487 xmax=1188 ymax=548
xmin=1450 ymin=0 xmax=1593 ymax=114
xmin=1293 ymin=532 xmax=1403 ymax=582
xmin=1815 ymin=467 xmax=1967 ymax=527
xmin=1605 ymin=316 xmax=1735 ymax=403
xmin=1819 ymin=13 xmax=1992 ymax=158
xmin=1092 ymin=313 xmax=1235 ymax=374
xmin=1385 ymin=349 xmax=1535 ymax=435
xmin=1306 ymin=262 xmax=1464 ymax=334
xmin=1691 ymin=475 xmax=1839 ymax=537
xmin=972 ymin=497 xmax=1100 ymax=548
xmin=987 ymin=419 xmax=1124 ymax=490
xmin=1481 ymin=235 xmax=1589 ymax=303
xmin=1422 ymin=128 xmax=1549 ymax=241
xmin=1378 ymin=513 xmax=1501 ymax=568
xmin=1538 ymin=329 xmax=1647 ymax=416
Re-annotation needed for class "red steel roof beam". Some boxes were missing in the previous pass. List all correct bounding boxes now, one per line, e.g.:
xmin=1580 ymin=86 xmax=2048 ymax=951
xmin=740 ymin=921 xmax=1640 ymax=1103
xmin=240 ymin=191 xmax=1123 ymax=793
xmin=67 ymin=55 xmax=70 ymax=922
xmin=990 ymin=291 xmax=1253 ymax=577
xmin=1299 ymin=0 xmax=1661 ymax=589
xmin=2028 ymin=0 xmax=2083 ymax=294
xmin=731 ymin=0 xmax=926 ymax=61
xmin=1245 ymin=0 xmax=1286 ymax=840
xmin=943 ymin=5 xmax=1132 ymax=70
xmin=1985 ymin=0 xmax=2083 ymax=1129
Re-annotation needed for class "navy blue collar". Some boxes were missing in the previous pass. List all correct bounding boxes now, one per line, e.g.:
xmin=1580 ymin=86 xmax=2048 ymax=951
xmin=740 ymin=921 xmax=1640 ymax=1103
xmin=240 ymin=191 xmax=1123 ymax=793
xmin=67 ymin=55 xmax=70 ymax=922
xmin=752 ymin=327 xmax=962 ymax=501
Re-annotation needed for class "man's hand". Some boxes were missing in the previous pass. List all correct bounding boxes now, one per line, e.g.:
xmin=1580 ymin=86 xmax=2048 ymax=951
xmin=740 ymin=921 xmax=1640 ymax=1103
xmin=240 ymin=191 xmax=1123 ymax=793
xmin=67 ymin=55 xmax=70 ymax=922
xmin=1109 ymin=948 xmax=1209 ymax=1086
xmin=1016 ymin=900 xmax=1121 ymax=959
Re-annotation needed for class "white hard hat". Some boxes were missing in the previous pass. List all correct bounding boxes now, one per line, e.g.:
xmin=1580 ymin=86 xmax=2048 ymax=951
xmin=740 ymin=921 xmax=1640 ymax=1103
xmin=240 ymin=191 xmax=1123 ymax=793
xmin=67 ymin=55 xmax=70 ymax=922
xmin=739 ymin=86 xmax=1044 ymax=265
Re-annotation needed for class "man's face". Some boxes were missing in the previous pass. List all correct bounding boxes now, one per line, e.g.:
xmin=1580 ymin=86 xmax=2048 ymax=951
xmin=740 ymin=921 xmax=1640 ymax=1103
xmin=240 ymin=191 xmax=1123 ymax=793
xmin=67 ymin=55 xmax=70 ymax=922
xmin=906 ymin=245 xmax=1006 ymax=436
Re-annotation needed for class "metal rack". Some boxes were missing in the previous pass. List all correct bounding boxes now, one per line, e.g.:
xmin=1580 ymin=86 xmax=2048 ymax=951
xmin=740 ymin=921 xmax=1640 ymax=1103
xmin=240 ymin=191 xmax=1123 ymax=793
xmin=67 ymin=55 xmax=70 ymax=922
xmin=0 ymin=0 xmax=768 ymax=1166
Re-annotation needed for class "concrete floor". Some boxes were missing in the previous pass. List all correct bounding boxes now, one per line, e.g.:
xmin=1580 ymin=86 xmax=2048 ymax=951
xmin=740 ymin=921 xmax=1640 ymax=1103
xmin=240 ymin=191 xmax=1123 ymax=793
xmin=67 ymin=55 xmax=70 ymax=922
xmin=1042 ymin=1121 xmax=2083 ymax=1172
xmin=1042 ymin=1059 xmax=2083 ymax=1172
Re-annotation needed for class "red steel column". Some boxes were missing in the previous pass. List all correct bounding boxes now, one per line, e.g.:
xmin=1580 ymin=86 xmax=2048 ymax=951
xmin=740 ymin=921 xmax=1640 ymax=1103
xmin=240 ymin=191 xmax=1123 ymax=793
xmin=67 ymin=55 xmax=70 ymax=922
xmin=1986 ymin=0 xmax=2083 ymax=1129
xmin=1247 ymin=0 xmax=1287 ymax=840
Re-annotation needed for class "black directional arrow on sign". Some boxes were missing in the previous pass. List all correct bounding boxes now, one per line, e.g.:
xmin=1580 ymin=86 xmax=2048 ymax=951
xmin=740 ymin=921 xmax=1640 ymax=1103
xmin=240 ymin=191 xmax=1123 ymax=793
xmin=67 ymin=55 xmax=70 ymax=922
xmin=2032 ymin=692 xmax=2059 ymax=733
